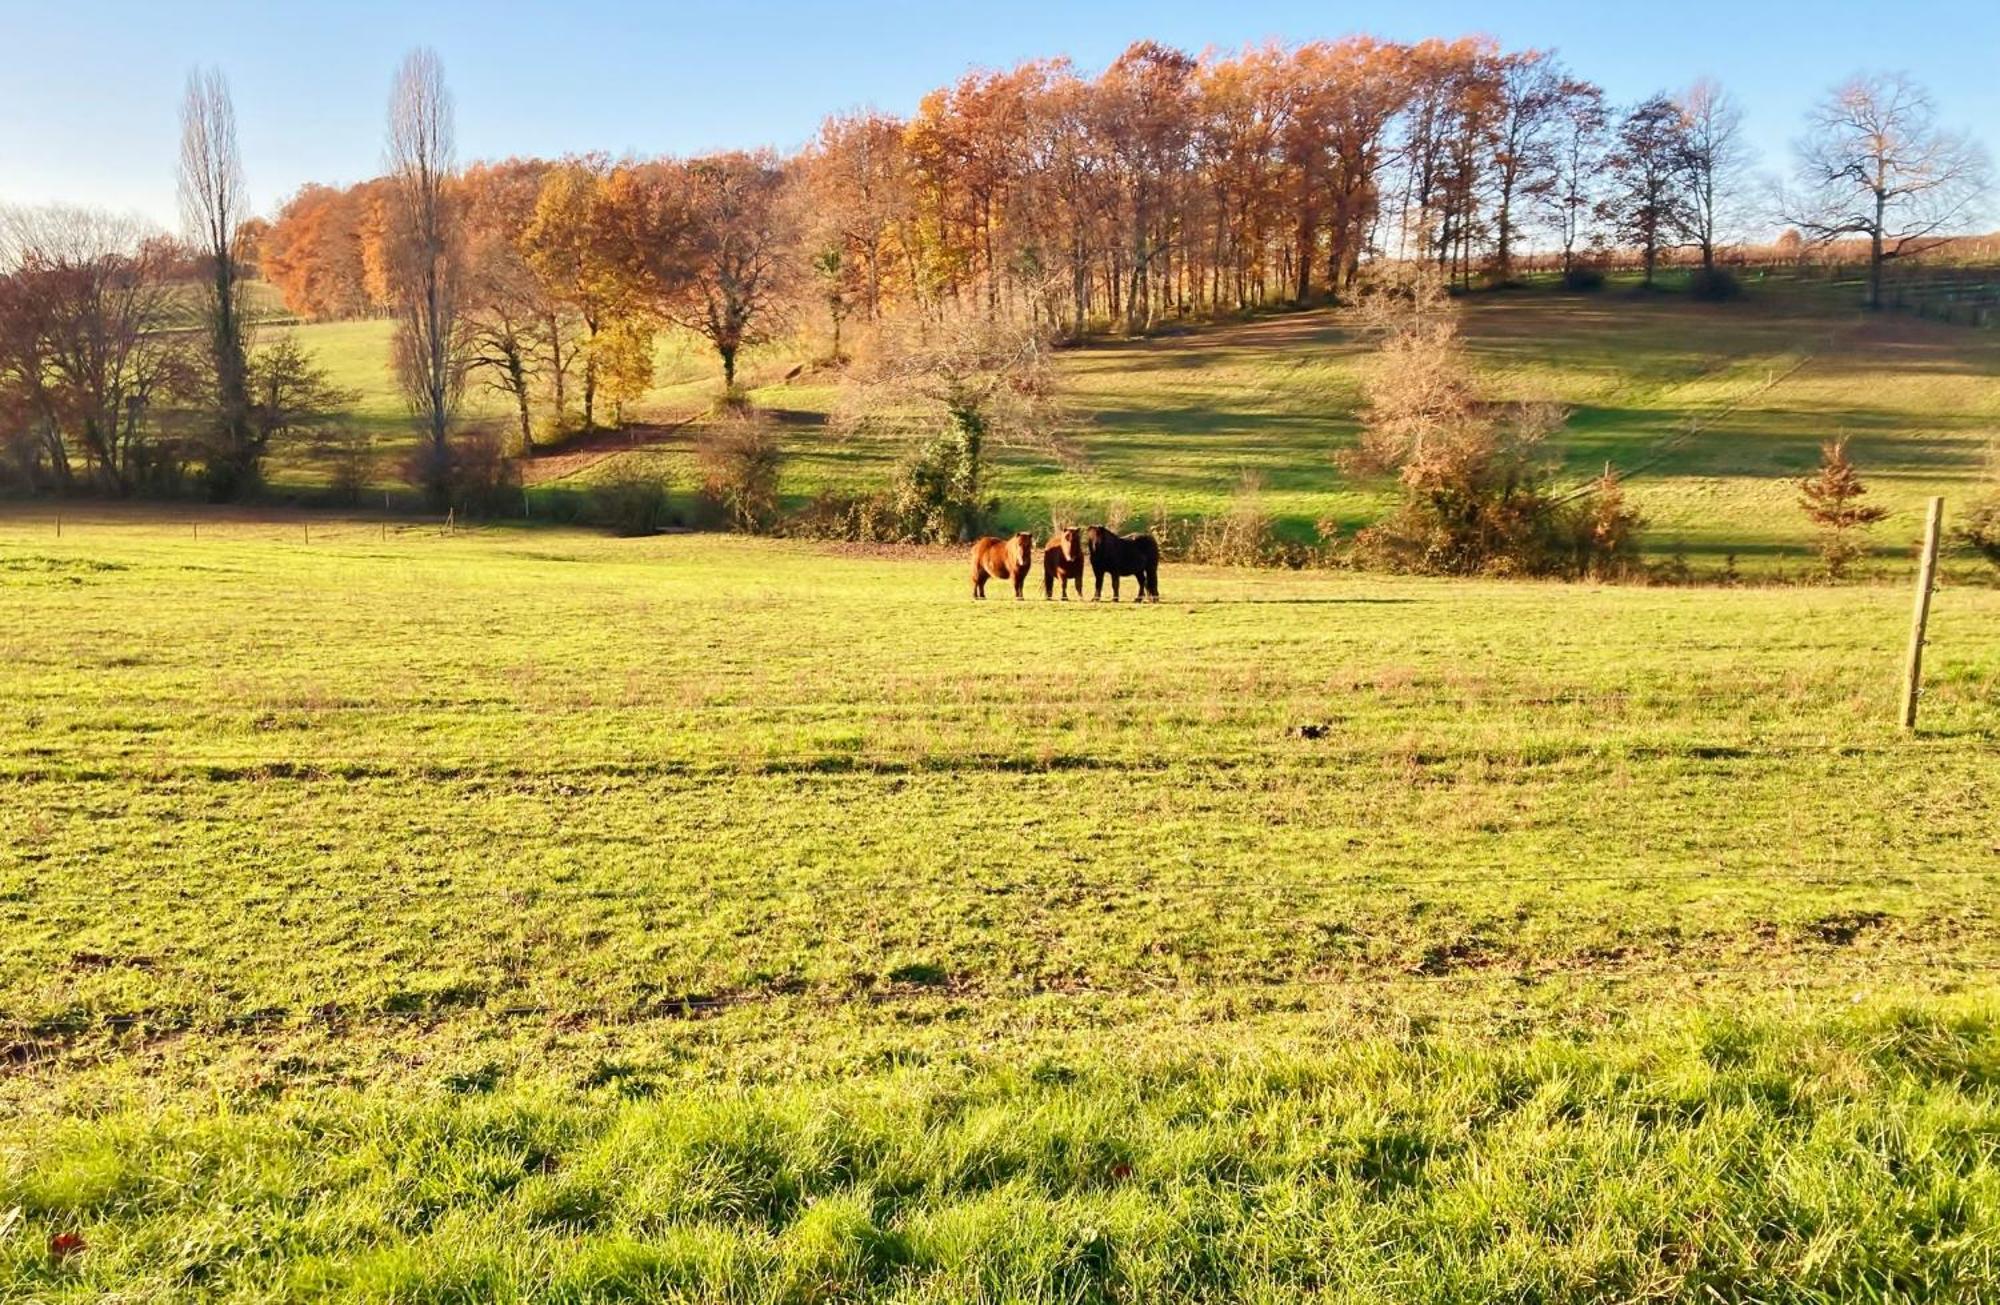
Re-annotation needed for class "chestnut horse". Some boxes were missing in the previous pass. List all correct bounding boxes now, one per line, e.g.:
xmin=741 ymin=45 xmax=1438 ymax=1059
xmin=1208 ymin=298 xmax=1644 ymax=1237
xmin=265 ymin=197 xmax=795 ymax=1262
xmin=1084 ymin=525 xmax=1160 ymax=602
xmin=1042 ymin=526 xmax=1085 ymax=600
xmin=970 ymin=531 xmax=1036 ymax=599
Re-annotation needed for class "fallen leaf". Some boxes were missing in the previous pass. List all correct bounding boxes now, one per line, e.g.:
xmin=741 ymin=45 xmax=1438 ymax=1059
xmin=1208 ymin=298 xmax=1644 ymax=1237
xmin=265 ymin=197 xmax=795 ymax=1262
xmin=50 ymin=1230 xmax=85 ymax=1260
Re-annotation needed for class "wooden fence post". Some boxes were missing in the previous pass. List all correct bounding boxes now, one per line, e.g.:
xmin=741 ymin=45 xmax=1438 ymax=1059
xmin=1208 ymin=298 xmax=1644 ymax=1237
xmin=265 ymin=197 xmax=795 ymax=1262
xmin=1900 ymin=497 xmax=1944 ymax=731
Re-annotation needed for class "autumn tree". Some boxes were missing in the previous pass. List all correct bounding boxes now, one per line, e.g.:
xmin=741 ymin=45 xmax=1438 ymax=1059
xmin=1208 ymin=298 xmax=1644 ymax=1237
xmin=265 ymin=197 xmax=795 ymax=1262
xmin=1017 ymin=65 xmax=1114 ymax=337
xmin=1098 ymin=42 xmax=1198 ymax=331
xmin=384 ymin=47 xmax=465 ymax=507
xmin=0 ymin=207 xmax=187 ymax=493
xmin=262 ymin=183 xmax=373 ymax=319
xmin=522 ymin=158 xmax=633 ymax=430
xmin=804 ymin=110 xmax=909 ymax=326
xmin=459 ymin=158 xmax=553 ymax=451
xmin=1784 ymin=73 xmax=1992 ymax=310
xmin=1346 ymin=265 xmax=1574 ymax=575
xmin=1317 ymin=38 xmax=1410 ymax=296
xmin=1602 ymin=94 xmax=1690 ymax=287
xmin=1396 ymin=37 xmax=1504 ymax=286
xmin=659 ymin=152 xmax=796 ymax=392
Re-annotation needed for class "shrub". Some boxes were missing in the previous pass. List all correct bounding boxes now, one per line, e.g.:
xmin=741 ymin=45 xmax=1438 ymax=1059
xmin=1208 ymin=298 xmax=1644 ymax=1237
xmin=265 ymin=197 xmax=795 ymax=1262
xmin=1347 ymin=270 xmax=1589 ymax=577
xmin=1956 ymin=496 xmax=2000 ymax=571
xmin=1568 ymin=467 xmax=1647 ymax=580
xmin=399 ymin=428 xmax=520 ymax=518
xmin=1688 ymin=267 xmax=1743 ymax=301
xmin=1798 ymin=437 xmax=1888 ymax=579
xmin=1561 ymin=265 xmax=1607 ymax=291
xmin=586 ymin=468 xmax=672 ymax=537
xmin=697 ymin=415 xmax=784 ymax=532
xmin=447 ymin=429 xmax=521 ymax=518
xmin=1180 ymin=474 xmax=1304 ymax=567
xmin=1351 ymin=401 xmax=1579 ymax=577
xmin=312 ymin=425 xmax=374 ymax=507
xmin=873 ymin=429 xmax=997 ymax=544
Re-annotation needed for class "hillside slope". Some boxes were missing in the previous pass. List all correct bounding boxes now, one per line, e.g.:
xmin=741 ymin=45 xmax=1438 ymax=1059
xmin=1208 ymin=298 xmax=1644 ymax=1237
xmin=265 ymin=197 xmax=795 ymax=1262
xmin=272 ymin=282 xmax=2000 ymax=571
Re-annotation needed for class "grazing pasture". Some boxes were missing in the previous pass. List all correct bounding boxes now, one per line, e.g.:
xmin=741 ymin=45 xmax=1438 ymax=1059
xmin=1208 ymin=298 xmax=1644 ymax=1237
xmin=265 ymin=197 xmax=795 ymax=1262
xmin=265 ymin=280 xmax=2000 ymax=575
xmin=3 ymin=511 xmax=1997 ymax=1299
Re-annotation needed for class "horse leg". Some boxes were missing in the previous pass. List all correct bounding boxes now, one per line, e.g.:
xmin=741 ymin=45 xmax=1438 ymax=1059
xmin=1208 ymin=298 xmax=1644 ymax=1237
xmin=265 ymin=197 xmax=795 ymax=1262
xmin=1044 ymin=568 xmax=1054 ymax=600
xmin=1014 ymin=571 xmax=1025 ymax=600
xmin=1111 ymin=574 xmax=1121 ymax=602
xmin=972 ymin=568 xmax=985 ymax=599
xmin=1092 ymin=569 xmax=1103 ymax=601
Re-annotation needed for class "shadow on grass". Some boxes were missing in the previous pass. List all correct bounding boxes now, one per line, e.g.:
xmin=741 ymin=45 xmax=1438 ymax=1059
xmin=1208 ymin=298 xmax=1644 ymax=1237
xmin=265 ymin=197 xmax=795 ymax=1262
xmin=1173 ymin=596 xmax=1422 ymax=606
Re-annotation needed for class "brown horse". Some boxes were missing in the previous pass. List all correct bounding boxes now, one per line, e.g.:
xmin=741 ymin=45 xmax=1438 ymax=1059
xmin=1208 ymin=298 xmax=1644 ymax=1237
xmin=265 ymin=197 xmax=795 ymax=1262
xmin=1042 ymin=526 xmax=1084 ymax=600
xmin=970 ymin=532 xmax=1036 ymax=599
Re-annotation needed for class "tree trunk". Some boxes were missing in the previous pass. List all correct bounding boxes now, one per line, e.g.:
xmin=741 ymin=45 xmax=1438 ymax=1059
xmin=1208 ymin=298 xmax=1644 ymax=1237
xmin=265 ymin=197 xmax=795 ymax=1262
xmin=1868 ymin=192 xmax=1887 ymax=311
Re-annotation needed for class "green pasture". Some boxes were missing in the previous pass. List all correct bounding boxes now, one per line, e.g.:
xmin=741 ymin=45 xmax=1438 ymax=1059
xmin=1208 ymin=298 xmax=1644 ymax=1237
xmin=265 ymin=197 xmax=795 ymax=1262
xmin=262 ymin=277 xmax=2000 ymax=574
xmin=2 ymin=513 xmax=1997 ymax=1298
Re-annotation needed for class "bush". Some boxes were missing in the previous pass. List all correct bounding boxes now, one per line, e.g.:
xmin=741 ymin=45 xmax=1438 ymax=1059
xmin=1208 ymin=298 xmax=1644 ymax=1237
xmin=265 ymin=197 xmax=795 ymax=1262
xmin=448 ymin=429 xmax=521 ymax=517
xmin=1956 ymin=496 xmax=2000 ymax=571
xmin=585 ymin=468 xmax=672 ymax=536
xmin=400 ymin=429 xmax=520 ymax=518
xmin=312 ymin=425 xmax=374 ymax=507
xmin=874 ymin=429 xmax=997 ymax=544
xmin=1689 ymin=267 xmax=1743 ymax=302
xmin=1352 ymin=404 xmax=1575 ymax=577
xmin=697 ymin=415 xmax=784 ymax=532
xmin=1174 ymin=474 xmax=1328 ymax=567
xmin=1568 ymin=468 xmax=1647 ymax=580
xmin=1561 ymin=265 xmax=1607 ymax=291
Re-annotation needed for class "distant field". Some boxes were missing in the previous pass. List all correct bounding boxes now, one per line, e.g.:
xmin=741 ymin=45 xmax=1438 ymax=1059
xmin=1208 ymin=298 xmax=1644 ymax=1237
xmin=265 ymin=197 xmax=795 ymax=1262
xmin=265 ymin=277 xmax=2000 ymax=575
xmin=3 ymin=512 xmax=1998 ymax=1298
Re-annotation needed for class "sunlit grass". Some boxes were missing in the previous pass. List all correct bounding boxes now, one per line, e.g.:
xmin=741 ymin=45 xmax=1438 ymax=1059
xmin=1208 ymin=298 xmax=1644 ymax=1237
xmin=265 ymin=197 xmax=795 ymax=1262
xmin=2 ymin=514 xmax=1997 ymax=1297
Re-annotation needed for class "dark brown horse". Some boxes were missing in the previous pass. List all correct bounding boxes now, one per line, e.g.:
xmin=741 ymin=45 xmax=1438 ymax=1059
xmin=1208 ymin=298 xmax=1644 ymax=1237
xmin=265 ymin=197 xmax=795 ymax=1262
xmin=1084 ymin=525 xmax=1160 ymax=602
xmin=970 ymin=532 xmax=1036 ymax=599
xmin=1042 ymin=526 xmax=1085 ymax=600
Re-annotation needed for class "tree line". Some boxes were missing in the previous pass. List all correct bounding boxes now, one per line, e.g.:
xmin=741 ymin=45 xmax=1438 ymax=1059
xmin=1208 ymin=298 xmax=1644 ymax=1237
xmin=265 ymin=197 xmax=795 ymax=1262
xmin=0 ymin=37 xmax=1989 ymax=508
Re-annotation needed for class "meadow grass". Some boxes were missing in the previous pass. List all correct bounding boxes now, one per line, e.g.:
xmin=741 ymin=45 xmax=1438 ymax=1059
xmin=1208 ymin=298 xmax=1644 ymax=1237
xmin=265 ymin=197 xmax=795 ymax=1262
xmin=265 ymin=279 xmax=2000 ymax=575
xmin=2 ymin=510 xmax=1997 ymax=1299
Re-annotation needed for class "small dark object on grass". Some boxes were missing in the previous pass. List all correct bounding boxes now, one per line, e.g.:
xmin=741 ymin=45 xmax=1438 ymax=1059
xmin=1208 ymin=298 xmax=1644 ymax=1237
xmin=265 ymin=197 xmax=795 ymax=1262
xmin=1290 ymin=723 xmax=1329 ymax=740
xmin=50 ymin=1231 xmax=85 ymax=1261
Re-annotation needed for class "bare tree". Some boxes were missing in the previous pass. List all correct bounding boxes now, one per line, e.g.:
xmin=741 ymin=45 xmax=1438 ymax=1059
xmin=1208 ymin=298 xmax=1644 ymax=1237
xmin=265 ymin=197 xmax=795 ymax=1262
xmin=835 ymin=309 xmax=1073 ymax=540
xmin=1487 ymin=51 xmax=1569 ymax=282
xmin=1675 ymin=78 xmax=1749 ymax=273
xmin=1784 ymin=73 xmax=1992 ymax=310
xmin=385 ymin=47 xmax=465 ymax=506
xmin=179 ymin=66 xmax=257 ymax=498
xmin=1542 ymin=80 xmax=1607 ymax=281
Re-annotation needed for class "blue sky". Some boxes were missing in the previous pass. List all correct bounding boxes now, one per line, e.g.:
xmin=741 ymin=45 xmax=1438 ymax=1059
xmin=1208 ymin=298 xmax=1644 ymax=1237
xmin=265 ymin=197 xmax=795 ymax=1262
xmin=1 ymin=0 xmax=1995 ymax=227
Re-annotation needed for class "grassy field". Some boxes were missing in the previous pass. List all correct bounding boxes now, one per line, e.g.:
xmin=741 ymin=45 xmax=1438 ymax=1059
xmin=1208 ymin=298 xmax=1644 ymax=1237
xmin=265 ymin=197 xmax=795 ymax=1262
xmin=3 ymin=509 xmax=1998 ymax=1299
xmin=265 ymin=277 xmax=2000 ymax=576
